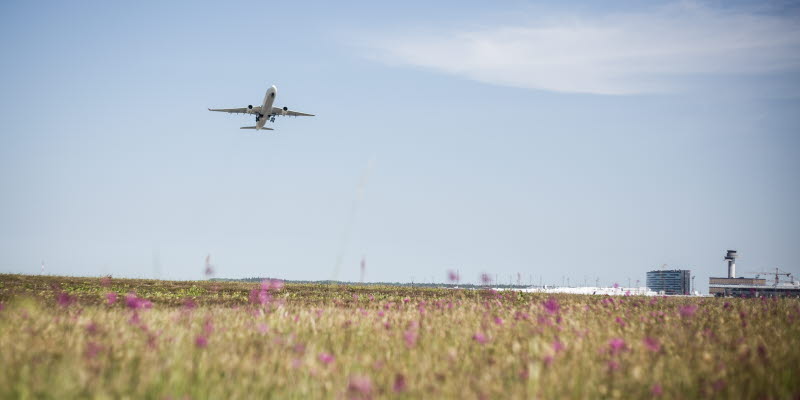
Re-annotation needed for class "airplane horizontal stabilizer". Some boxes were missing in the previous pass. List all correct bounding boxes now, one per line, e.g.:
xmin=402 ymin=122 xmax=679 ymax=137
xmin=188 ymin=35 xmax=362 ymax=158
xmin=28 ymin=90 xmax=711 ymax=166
xmin=240 ymin=126 xmax=274 ymax=131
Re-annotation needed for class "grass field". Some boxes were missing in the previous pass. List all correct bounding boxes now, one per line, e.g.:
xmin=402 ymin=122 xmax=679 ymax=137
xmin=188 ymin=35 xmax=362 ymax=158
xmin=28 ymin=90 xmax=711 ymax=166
xmin=1 ymin=274 xmax=798 ymax=399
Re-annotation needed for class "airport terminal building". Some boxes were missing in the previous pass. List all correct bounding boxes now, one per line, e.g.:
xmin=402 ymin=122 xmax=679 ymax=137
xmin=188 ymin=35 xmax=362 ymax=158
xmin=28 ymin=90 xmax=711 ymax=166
xmin=646 ymin=269 xmax=691 ymax=295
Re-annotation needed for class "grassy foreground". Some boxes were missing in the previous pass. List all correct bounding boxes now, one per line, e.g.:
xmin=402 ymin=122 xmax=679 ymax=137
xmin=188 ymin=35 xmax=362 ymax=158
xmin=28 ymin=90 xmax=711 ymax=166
xmin=0 ymin=274 xmax=798 ymax=399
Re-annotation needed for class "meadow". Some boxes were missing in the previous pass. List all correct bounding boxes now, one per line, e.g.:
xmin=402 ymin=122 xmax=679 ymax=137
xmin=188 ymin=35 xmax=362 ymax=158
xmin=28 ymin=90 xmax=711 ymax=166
xmin=0 ymin=274 xmax=798 ymax=399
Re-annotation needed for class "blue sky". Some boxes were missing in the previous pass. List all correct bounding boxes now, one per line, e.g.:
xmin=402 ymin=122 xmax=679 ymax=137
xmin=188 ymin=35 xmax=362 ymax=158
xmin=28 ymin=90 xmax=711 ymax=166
xmin=1 ymin=0 xmax=798 ymax=291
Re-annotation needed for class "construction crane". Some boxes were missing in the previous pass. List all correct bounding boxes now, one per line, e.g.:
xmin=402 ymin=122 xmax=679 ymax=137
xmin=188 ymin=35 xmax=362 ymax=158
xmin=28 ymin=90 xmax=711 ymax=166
xmin=744 ymin=268 xmax=795 ymax=286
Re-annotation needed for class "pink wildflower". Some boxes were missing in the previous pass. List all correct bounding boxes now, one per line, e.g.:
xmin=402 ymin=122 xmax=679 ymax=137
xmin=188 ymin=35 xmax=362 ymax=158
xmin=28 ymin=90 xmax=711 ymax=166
xmin=318 ymin=352 xmax=335 ymax=365
xmin=607 ymin=360 xmax=620 ymax=371
xmin=615 ymin=316 xmax=626 ymax=327
xmin=481 ymin=273 xmax=493 ymax=285
xmin=613 ymin=282 xmax=619 ymax=288
xmin=643 ymin=337 xmax=661 ymax=352
xmin=679 ymin=304 xmax=698 ymax=318
xmin=85 ymin=322 xmax=99 ymax=335
xmin=494 ymin=316 xmax=504 ymax=326
xmin=552 ymin=339 xmax=565 ymax=353
xmin=195 ymin=335 xmax=208 ymax=348
xmin=651 ymin=383 xmax=663 ymax=396
xmin=543 ymin=354 xmax=554 ymax=366
xmin=84 ymin=341 xmax=102 ymax=359
xmin=183 ymin=298 xmax=197 ymax=310
xmin=347 ymin=375 xmax=373 ymax=399
xmin=447 ymin=270 xmax=459 ymax=283
xmin=125 ymin=293 xmax=152 ymax=310
xmin=402 ymin=297 xmax=410 ymax=304
xmin=472 ymin=332 xmax=488 ymax=344
xmin=99 ymin=276 xmax=112 ymax=287
xmin=106 ymin=292 xmax=117 ymax=305
xmin=393 ymin=373 xmax=407 ymax=393
xmin=543 ymin=298 xmax=560 ymax=314
xmin=608 ymin=338 xmax=627 ymax=355
xmin=203 ymin=319 xmax=214 ymax=335
xmin=403 ymin=329 xmax=418 ymax=348
xmin=56 ymin=292 xmax=74 ymax=307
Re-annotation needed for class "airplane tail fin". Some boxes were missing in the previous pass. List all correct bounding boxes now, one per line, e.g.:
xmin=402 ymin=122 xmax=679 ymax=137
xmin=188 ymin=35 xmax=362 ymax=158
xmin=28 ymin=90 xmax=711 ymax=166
xmin=240 ymin=126 xmax=274 ymax=131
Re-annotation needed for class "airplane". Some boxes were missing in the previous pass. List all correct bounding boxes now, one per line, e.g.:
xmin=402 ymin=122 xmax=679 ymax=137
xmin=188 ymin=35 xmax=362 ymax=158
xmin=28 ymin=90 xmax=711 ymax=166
xmin=208 ymin=85 xmax=314 ymax=131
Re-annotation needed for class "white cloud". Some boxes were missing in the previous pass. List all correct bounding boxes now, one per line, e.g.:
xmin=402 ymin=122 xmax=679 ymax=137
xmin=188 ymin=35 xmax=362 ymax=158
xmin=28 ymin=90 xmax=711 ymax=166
xmin=358 ymin=4 xmax=800 ymax=94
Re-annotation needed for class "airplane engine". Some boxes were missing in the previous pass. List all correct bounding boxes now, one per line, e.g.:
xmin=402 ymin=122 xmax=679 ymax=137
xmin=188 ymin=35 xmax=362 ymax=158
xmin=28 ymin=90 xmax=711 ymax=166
xmin=282 ymin=106 xmax=288 ymax=115
xmin=248 ymin=105 xmax=254 ymax=113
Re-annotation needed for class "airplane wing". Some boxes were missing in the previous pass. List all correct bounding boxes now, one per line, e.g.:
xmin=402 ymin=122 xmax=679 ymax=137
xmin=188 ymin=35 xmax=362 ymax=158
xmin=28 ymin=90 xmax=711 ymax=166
xmin=271 ymin=107 xmax=315 ymax=117
xmin=208 ymin=107 xmax=259 ymax=114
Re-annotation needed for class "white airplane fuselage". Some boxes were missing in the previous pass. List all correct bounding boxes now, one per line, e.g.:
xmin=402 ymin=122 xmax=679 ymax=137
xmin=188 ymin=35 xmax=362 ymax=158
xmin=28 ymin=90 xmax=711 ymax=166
xmin=255 ymin=85 xmax=277 ymax=130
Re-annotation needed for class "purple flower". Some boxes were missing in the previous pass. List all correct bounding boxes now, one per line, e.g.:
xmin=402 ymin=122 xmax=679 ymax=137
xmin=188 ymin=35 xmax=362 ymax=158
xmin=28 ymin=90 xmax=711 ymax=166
xmin=480 ymin=273 xmax=493 ymax=285
xmin=347 ymin=375 xmax=373 ymax=398
xmin=543 ymin=298 xmax=560 ymax=315
xmin=472 ymin=332 xmax=488 ymax=344
xmin=403 ymin=329 xmax=418 ymax=348
xmin=85 ymin=322 xmax=99 ymax=335
xmin=106 ymin=292 xmax=118 ymax=305
xmin=57 ymin=292 xmax=74 ymax=307
xmin=608 ymin=338 xmax=627 ymax=355
xmin=195 ymin=335 xmax=208 ymax=348
xmin=643 ymin=337 xmax=661 ymax=352
xmin=552 ymin=339 xmax=565 ymax=353
xmin=318 ymin=352 xmax=335 ymax=365
xmin=615 ymin=317 xmax=626 ymax=327
xmin=84 ymin=341 xmax=102 ymax=359
xmin=393 ymin=373 xmax=407 ymax=393
xmin=99 ymin=276 xmax=112 ymax=287
xmin=125 ymin=293 xmax=152 ymax=310
xmin=447 ymin=270 xmax=459 ymax=283
xmin=679 ymin=304 xmax=698 ymax=318
xmin=183 ymin=298 xmax=197 ymax=310
xmin=494 ymin=316 xmax=504 ymax=326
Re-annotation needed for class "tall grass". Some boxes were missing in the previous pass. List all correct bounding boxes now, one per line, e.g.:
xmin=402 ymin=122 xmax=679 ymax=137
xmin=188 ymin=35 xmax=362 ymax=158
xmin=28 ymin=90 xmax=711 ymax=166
xmin=1 ymin=274 xmax=798 ymax=399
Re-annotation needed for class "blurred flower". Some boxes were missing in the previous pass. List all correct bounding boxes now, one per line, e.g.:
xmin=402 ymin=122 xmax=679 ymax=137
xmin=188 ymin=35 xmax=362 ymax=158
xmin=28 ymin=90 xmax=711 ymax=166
xmin=679 ymin=304 xmax=698 ymax=318
xmin=615 ymin=317 xmax=626 ymax=327
xmin=318 ymin=352 xmax=335 ymax=365
xmin=607 ymin=360 xmax=620 ymax=371
xmin=481 ymin=273 xmax=493 ymax=285
xmin=608 ymin=338 xmax=627 ymax=355
xmin=472 ymin=332 xmax=488 ymax=344
xmin=543 ymin=354 xmax=554 ymax=366
xmin=125 ymin=293 xmax=152 ymax=310
xmin=643 ymin=337 xmax=661 ymax=352
xmin=403 ymin=329 xmax=418 ymax=348
xmin=257 ymin=323 xmax=269 ymax=334
xmin=183 ymin=298 xmax=197 ymax=310
xmin=99 ymin=276 xmax=112 ymax=287
xmin=84 ymin=341 xmax=102 ymax=359
xmin=613 ymin=282 xmax=619 ymax=288
xmin=651 ymin=383 xmax=663 ymax=396
xmin=57 ymin=292 xmax=74 ymax=307
xmin=494 ymin=316 xmax=504 ymax=326
xmin=447 ymin=270 xmax=460 ymax=283
xmin=85 ymin=322 xmax=99 ymax=335
xmin=195 ymin=335 xmax=208 ymax=348
xmin=552 ymin=339 xmax=565 ymax=353
xmin=543 ymin=298 xmax=560 ymax=315
xmin=347 ymin=375 xmax=373 ymax=399
xmin=393 ymin=373 xmax=407 ymax=393
xmin=106 ymin=292 xmax=117 ymax=305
